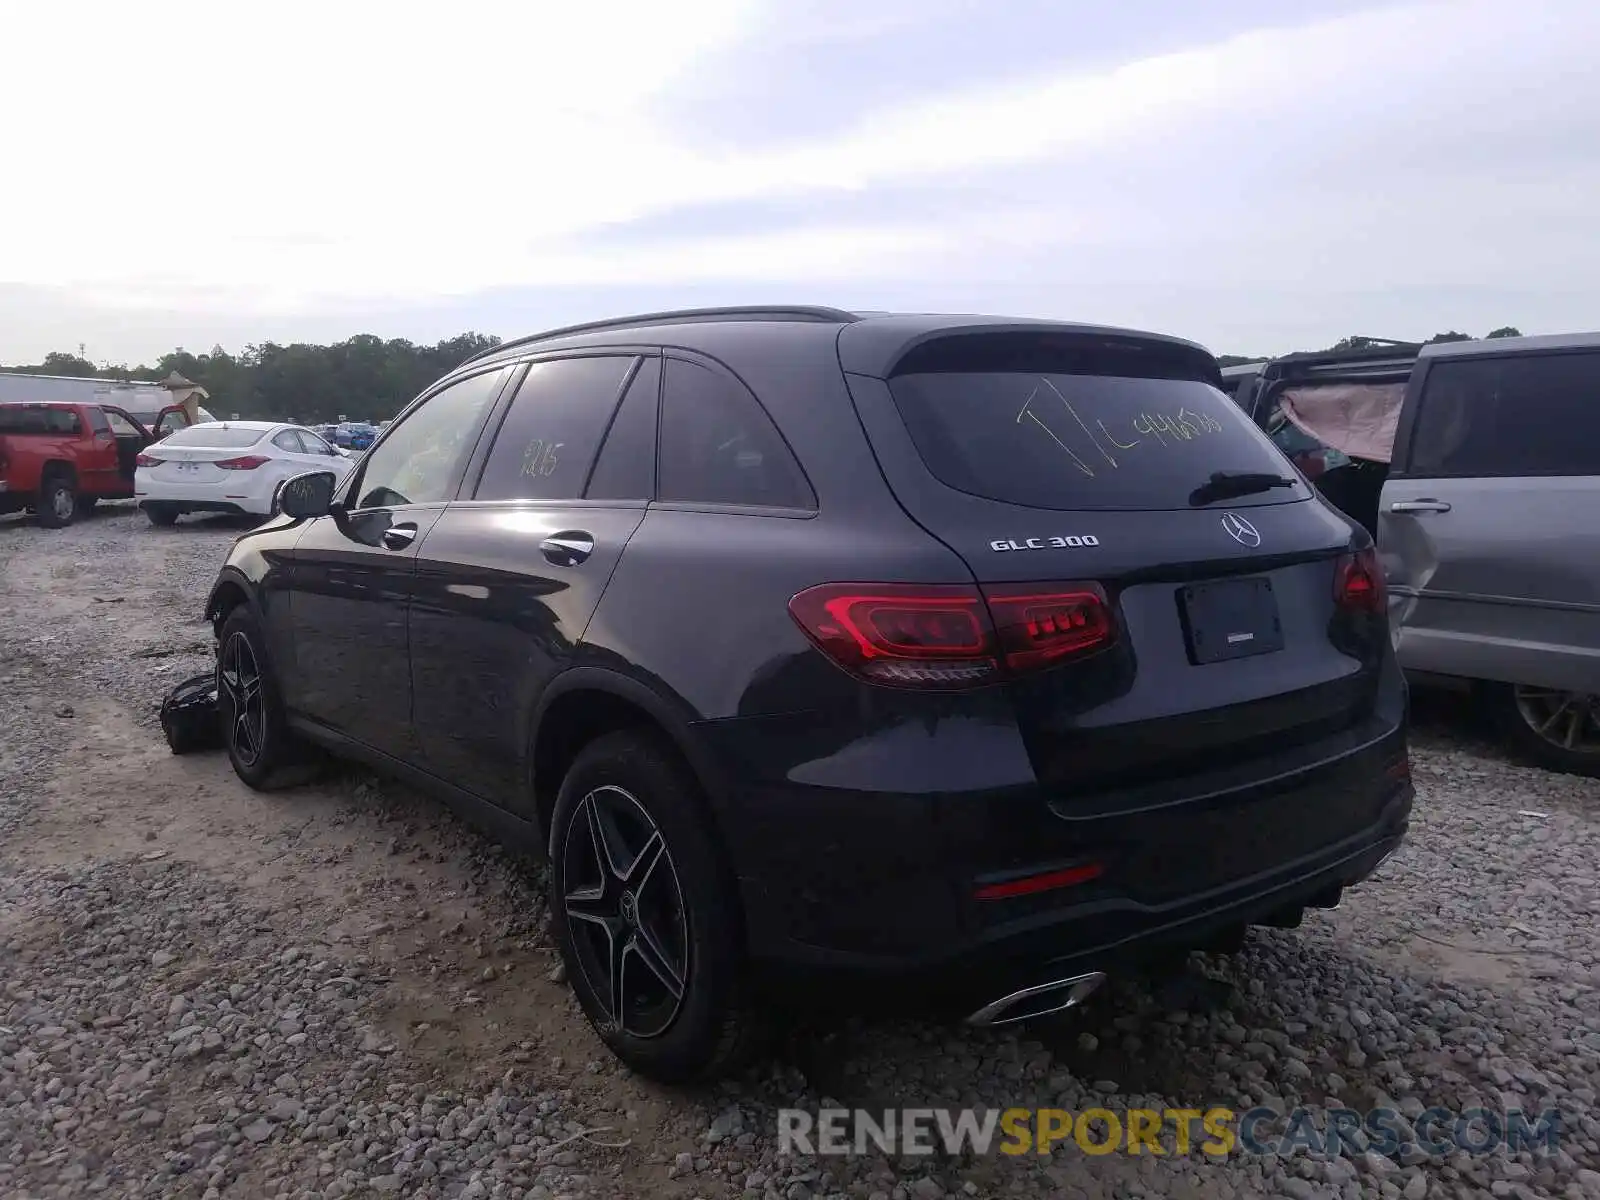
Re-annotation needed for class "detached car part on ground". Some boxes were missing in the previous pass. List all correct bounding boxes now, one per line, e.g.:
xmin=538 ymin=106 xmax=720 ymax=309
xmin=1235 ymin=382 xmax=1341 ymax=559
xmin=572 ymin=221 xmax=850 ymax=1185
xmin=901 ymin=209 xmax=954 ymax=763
xmin=1245 ymin=334 xmax=1600 ymax=777
xmin=195 ymin=307 xmax=1412 ymax=1083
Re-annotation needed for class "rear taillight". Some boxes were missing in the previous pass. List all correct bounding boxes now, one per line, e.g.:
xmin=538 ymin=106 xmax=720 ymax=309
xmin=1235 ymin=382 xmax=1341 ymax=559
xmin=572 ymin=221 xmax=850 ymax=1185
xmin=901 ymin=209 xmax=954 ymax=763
xmin=984 ymin=586 xmax=1115 ymax=673
xmin=135 ymin=453 xmax=163 ymax=468
xmin=787 ymin=581 xmax=1116 ymax=689
xmin=1335 ymin=546 xmax=1384 ymax=614
xmin=216 ymin=454 xmax=270 ymax=470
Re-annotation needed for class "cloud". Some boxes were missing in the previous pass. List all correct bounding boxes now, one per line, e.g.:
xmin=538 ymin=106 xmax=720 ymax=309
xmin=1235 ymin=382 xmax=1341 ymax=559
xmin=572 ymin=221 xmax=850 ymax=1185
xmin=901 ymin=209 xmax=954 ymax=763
xmin=2 ymin=0 xmax=1599 ymax=360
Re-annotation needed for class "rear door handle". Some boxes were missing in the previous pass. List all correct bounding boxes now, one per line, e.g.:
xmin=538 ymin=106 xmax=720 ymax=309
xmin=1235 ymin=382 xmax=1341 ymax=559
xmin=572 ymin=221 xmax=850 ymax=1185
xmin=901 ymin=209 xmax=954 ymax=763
xmin=1389 ymin=499 xmax=1452 ymax=514
xmin=540 ymin=532 xmax=594 ymax=567
xmin=381 ymin=522 xmax=418 ymax=549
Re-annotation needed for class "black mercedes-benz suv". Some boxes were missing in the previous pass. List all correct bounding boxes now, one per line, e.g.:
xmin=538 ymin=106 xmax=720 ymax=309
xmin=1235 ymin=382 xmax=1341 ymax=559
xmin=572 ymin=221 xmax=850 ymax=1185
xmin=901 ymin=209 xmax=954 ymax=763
xmin=205 ymin=307 xmax=1411 ymax=1082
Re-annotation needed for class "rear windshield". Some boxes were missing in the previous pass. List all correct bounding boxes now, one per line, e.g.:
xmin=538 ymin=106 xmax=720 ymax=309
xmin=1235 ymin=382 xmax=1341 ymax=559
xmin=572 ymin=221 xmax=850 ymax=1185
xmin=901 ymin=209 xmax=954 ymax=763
xmin=162 ymin=423 xmax=266 ymax=448
xmin=886 ymin=372 xmax=1310 ymax=511
xmin=0 ymin=406 xmax=81 ymax=435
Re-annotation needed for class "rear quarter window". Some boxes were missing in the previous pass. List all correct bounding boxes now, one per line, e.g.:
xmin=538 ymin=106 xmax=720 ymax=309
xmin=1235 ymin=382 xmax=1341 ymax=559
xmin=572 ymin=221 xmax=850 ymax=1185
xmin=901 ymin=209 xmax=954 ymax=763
xmin=886 ymin=370 xmax=1307 ymax=511
xmin=657 ymin=358 xmax=814 ymax=509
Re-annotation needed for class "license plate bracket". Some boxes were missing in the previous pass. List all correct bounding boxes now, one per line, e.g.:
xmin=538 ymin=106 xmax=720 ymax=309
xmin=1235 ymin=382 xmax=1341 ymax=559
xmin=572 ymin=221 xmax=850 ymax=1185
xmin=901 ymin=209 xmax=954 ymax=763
xmin=1178 ymin=575 xmax=1284 ymax=665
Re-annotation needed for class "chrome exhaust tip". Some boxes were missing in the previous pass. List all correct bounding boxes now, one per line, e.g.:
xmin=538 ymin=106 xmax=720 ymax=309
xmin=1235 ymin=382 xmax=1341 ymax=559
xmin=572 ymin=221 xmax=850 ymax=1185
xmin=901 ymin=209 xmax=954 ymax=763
xmin=964 ymin=971 xmax=1106 ymax=1027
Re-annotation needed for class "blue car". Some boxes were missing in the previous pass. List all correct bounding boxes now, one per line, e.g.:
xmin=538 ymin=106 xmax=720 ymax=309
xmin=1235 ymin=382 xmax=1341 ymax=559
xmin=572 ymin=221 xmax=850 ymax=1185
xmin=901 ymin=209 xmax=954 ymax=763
xmin=335 ymin=422 xmax=377 ymax=450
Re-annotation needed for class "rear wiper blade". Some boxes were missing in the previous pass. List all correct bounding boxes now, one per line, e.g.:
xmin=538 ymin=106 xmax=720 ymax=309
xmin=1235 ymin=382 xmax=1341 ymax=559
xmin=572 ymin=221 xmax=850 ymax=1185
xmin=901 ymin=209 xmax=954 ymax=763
xmin=1188 ymin=471 xmax=1297 ymax=507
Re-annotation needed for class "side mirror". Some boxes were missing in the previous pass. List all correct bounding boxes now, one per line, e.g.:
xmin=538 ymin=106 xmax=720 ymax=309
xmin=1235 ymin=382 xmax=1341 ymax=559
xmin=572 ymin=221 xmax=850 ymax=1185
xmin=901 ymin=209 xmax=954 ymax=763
xmin=275 ymin=470 xmax=338 ymax=519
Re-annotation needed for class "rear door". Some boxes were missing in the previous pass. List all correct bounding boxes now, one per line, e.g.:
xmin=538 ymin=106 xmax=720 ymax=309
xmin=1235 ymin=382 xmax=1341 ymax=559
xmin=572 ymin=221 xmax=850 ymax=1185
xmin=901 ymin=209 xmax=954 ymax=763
xmin=840 ymin=329 xmax=1371 ymax=795
xmin=1381 ymin=347 xmax=1600 ymax=693
xmin=410 ymin=353 xmax=653 ymax=808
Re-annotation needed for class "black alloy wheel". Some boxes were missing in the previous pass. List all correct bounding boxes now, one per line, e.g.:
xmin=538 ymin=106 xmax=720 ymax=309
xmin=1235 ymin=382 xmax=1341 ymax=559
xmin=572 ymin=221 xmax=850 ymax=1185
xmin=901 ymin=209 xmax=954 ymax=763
xmin=546 ymin=730 xmax=763 ymax=1082
xmin=560 ymin=783 xmax=690 ymax=1040
xmin=218 ymin=629 xmax=266 ymax=770
xmin=214 ymin=605 xmax=319 ymax=790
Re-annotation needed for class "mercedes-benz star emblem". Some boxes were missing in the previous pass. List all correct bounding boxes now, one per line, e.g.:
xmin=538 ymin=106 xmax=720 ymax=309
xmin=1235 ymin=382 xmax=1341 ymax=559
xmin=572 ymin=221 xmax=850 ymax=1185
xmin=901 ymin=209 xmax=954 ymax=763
xmin=1221 ymin=512 xmax=1262 ymax=547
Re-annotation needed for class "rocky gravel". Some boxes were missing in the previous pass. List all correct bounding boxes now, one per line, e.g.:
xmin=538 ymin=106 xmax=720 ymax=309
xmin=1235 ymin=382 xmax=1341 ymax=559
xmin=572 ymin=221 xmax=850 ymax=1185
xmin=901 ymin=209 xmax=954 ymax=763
xmin=2 ymin=503 xmax=1598 ymax=1199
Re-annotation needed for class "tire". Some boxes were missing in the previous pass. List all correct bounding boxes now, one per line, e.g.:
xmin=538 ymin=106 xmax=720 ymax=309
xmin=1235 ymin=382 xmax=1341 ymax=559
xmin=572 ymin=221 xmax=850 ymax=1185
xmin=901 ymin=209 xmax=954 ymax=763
xmin=1483 ymin=681 xmax=1600 ymax=778
xmin=547 ymin=730 xmax=763 ymax=1083
xmin=216 ymin=606 xmax=320 ymax=790
xmin=145 ymin=503 xmax=179 ymax=527
xmin=36 ymin=473 xmax=76 ymax=528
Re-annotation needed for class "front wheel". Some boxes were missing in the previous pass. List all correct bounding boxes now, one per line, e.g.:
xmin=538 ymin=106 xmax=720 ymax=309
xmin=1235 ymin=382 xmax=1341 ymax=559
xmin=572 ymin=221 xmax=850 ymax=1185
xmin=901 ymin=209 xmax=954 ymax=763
xmin=547 ymin=731 xmax=763 ymax=1083
xmin=216 ymin=606 xmax=320 ymax=790
xmin=1485 ymin=681 xmax=1600 ymax=778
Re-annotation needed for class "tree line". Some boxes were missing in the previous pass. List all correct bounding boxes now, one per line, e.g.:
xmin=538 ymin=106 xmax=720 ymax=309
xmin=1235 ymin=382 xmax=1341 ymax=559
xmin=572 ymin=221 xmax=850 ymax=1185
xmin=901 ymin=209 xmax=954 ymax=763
xmin=0 ymin=334 xmax=502 ymax=424
xmin=1 ymin=324 xmax=1528 ymax=420
xmin=1215 ymin=327 xmax=1523 ymax=368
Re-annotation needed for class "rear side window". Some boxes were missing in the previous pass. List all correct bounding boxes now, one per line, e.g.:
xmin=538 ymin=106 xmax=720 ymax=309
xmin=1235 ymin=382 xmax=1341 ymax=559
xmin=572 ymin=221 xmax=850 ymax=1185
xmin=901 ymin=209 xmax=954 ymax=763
xmin=0 ymin=406 xmax=82 ymax=434
xmin=887 ymin=370 xmax=1305 ymax=511
xmin=474 ymin=356 xmax=634 ymax=501
xmin=164 ymin=424 xmax=268 ymax=449
xmin=658 ymin=358 xmax=814 ymax=509
xmin=586 ymin=357 xmax=659 ymax=501
xmin=1408 ymin=352 xmax=1600 ymax=477
xmin=272 ymin=431 xmax=303 ymax=453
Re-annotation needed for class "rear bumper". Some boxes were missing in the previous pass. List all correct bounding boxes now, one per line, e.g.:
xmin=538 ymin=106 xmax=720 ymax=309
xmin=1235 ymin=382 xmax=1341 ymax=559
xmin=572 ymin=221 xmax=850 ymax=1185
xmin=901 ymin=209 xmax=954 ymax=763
xmin=137 ymin=479 xmax=269 ymax=515
xmin=752 ymin=789 xmax=1408 ymax=1018
xmin=695 ymin=694 xmax=1410 ymax=1018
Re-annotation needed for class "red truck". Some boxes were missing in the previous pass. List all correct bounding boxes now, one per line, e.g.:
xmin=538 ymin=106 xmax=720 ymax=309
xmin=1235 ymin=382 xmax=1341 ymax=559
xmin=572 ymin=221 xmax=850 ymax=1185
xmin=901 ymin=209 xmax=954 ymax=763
xmin=0 ymin=400 xmax=192 ymax=527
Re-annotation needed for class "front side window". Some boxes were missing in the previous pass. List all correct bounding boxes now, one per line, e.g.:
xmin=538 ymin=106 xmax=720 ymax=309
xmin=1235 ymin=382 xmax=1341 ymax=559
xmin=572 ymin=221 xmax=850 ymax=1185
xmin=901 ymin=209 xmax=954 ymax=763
xmin=352 ymin=368 xmax=506 ymax=509
xmin=1408 ymin=352 xmax=1600 ymax=477
xmin=474 ymin=356 xmax=635 ymax=501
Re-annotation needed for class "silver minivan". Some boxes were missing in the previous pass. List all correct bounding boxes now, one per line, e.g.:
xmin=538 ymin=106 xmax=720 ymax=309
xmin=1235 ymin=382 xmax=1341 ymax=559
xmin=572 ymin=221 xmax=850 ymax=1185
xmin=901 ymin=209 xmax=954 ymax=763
xmin=1248 ymin=333 xmax=1600 ymax=776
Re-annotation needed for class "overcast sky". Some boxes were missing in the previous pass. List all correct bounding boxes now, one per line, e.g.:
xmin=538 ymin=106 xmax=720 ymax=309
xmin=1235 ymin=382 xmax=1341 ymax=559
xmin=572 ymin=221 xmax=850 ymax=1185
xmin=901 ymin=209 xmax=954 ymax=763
xmin=3 ymin=0 xmax=1597 ymax=365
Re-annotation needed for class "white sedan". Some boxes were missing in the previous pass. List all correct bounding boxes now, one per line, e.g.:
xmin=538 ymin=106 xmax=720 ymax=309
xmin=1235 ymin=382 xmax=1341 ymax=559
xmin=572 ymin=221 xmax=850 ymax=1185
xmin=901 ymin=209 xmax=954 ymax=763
xmin=135 ymin=421 xmax=355 ymax=525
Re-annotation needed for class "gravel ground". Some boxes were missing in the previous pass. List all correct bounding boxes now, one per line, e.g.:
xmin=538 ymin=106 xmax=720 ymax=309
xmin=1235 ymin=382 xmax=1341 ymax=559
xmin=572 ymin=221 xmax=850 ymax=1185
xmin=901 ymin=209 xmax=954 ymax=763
xmin=1 ymin=503 xmax=1598 ymax=1200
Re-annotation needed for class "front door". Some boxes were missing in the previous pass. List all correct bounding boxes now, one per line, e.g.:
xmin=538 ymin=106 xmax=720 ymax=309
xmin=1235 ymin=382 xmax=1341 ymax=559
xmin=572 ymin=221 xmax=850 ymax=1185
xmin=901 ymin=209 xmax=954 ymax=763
xmin=283 ymin=367 xmax=511 ymax=761
xmin=1382 ymin=347 xmax=1600 ymax=694
xmin=94 ymin=407 xmax=145 ymax=492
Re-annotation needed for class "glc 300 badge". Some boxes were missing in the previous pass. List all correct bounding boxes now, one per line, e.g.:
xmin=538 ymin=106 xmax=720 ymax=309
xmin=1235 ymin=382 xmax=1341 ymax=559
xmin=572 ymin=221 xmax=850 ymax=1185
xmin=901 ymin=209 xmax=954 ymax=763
xmin=989 ymin=535 xmax=1101 ymax=552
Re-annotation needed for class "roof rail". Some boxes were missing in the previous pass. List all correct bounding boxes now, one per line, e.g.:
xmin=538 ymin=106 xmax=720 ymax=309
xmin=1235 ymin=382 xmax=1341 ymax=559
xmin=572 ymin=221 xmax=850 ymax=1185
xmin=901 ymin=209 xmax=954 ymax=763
xmin=460 ymin=305 xmax=862 ymax=366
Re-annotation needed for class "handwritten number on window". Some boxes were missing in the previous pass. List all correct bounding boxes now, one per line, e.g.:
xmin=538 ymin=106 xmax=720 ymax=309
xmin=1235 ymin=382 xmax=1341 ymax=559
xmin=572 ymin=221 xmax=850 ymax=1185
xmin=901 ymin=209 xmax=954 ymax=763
xmin=1021 ymin=377 xmax=1225 ymax=475
xmin=520 ymin=439 xmax=562 ymax=478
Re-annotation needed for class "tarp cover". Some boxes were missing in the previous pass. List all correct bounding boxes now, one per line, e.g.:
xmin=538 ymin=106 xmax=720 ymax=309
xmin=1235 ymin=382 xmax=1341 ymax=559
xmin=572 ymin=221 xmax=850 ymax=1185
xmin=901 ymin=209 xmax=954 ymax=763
xmin=1279 ymin=382 xmax=1405 ymax=464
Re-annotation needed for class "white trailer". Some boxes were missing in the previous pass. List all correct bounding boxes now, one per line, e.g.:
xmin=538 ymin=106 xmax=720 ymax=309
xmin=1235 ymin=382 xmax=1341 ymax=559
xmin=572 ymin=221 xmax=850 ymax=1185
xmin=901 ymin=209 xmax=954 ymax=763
xmin=0 ymin=372 xmax=216 ymax=428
